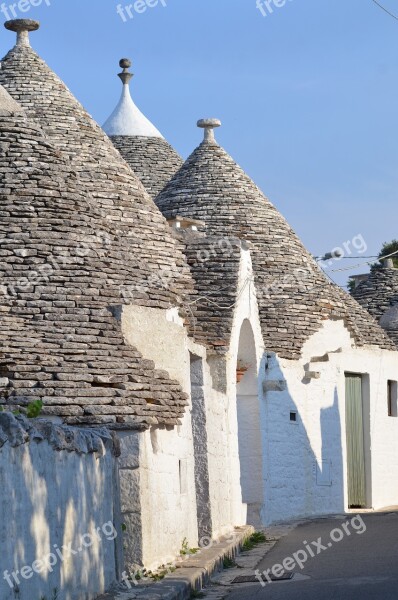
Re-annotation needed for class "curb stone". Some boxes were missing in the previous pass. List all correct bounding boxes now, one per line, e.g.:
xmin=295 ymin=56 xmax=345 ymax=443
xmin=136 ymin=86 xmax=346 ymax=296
xmin=96 ymin=526 xmax=254 ymax=600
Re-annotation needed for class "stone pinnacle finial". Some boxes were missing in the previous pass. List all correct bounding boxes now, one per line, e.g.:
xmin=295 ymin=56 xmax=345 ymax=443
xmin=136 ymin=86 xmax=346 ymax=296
xmin=197 ymin=118 xmax=221 ymax=145
xmin=383 ymin=258 xmax=394 ymax=269
xmin=118 ymin=58 xmax=133 ymax=86
xmin=4 ymin=19 xmax=40 ymax=48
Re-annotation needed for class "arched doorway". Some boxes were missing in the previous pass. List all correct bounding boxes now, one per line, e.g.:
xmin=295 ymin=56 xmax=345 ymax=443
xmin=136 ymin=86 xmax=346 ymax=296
xmin=236 ymin=319 xmax=264 ymax=527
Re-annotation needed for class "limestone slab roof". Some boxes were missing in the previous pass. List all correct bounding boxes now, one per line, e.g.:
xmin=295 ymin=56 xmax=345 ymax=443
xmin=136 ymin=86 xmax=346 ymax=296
xmin=0 ymin=23 xmax=192 ymax=311
xmin=0 ymin=23 xmax=190 ymax=428
xmin=352 ymin=266 xmax=398 ymax=346
xmin=110 ymin=135 xmax=184 ymax=200
xmin=182 ymin=236 xmax=243 ymax=354
xmin=156 ymin=123 xmax=395 ymax=359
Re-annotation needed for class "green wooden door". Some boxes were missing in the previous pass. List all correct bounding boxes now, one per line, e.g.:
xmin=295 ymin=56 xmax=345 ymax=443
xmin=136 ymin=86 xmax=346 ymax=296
xmin=345 ymin=374 xmax=366 ymax=508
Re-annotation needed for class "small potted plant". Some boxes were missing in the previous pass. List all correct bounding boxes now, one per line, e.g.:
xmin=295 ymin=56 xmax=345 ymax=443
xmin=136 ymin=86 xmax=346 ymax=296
xmin=236 ymin=359 xmax=250 ymax=383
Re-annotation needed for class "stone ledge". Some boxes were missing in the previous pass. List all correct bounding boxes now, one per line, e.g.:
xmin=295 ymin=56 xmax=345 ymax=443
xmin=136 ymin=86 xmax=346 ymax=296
xmin=96 ymin=525 xmax=254 ymax=600
xmin=0 ymin=411 xmax=113 ymax=455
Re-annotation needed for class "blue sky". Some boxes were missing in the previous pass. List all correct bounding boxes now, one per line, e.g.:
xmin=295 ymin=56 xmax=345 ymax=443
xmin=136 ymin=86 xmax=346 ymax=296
xmin=1 ymin=0 xmax=397 ymax=286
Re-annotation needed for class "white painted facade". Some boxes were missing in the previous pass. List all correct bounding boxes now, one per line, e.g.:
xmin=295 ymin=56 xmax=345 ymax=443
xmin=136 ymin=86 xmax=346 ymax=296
xmin=260 ymin=320 xmax=398 ymax=523
xmin=3 ymin=245 xmax=398 ymax=598
xmin=117 ymin=244 xmax=398 ymax=572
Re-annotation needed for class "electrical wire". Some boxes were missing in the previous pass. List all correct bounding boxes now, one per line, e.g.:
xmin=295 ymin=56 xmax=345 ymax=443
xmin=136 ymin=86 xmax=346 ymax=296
xmin=317 ymin=248 xmax=398 ymax=265
xmin=184 ymin=247 xmax=398 ymax=311
xmin=322 ymin=248 xmax=398 ymax=273
xmin=316 ymin=255 xmax=379 ymax=261
xmin=185 ymin=276 xmax=252 ymax=310
xmin=371 ymin=0 xmax=398 ymax=21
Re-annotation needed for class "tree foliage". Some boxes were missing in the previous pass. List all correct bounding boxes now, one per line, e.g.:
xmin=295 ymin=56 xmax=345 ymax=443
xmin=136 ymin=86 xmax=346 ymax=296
xmin=348 ymin=238 xmax=398 ymax=293
xmin=379 ymin=239 xmax=398 ymax=268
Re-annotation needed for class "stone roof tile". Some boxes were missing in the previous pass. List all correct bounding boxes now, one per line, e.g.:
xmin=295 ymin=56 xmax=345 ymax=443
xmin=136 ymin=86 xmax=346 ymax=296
xmin=352 ymin=265 xmax=398 ymax=347
xmin=0 ymin=22 xmax=192 ymax=309
xmin=0 ymin=28 xmax=189 ymax=428
xmin=157 ymin=121 xmax=395 ymax=358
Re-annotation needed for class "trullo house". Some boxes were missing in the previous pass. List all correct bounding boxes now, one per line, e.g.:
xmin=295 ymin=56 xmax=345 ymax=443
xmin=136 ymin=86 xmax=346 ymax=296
xmin=0 ymin=18 xmax=397 ymax=600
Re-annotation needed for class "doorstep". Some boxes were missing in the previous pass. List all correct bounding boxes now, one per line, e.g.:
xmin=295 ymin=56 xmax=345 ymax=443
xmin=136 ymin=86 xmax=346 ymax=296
xmin=96 ymin=525 xmax=254 ymax=600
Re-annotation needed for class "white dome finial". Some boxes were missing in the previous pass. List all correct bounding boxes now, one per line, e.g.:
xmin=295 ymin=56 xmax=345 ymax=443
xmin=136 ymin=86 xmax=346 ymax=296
xmin=103 ymin=58 xmax=163 ymax=138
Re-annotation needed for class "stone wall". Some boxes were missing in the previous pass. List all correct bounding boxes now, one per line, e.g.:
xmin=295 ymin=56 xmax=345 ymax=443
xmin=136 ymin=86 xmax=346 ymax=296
xmin=0 ymin=414 xmax=119 ymax=600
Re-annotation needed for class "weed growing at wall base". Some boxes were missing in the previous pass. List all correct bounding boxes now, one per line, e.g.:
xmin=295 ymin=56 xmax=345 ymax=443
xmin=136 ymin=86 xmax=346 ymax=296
xmin=0 ymin=0 xmax=50 ymax=20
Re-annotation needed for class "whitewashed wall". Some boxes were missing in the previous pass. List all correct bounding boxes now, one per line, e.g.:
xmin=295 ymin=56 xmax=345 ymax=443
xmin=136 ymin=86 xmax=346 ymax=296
xmin=120 ymin=249 xmax=398 ymax=567
xmin=120 ymin=290 xmax=251 ymax=567
xmin=202 ymin=360 xmax=246 ymax=539
xmin=261 ymin=319 xmax=398 ymax=524
xmin=0 ymin=415 xmax=117 ymax=600
xmin=121 ymin=306 xmax=199 ymax=569
xmin=200 ymin=247 xmax=265 ymax=537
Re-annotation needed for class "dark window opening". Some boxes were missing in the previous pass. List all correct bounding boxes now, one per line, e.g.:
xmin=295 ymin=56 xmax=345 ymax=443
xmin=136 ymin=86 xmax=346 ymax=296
xmin=388 ymin=380 xmax=397 ymax=417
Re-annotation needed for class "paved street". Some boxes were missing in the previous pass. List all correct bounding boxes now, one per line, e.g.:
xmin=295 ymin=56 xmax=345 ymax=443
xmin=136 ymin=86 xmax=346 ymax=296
xmin=226 ymin=512 xmax=398 ymax=600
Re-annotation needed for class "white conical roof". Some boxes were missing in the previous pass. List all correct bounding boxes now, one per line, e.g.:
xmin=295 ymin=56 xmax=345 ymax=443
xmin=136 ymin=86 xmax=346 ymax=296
xmin=103 ymin=59 xmax=163 ymax=138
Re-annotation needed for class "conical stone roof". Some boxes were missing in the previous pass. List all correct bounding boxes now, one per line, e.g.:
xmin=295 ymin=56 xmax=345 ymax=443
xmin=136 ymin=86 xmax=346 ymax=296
xmin=103 ymin=59 xmax=183 ymax=199
xmin=157 ymin=120 xmax=395 ymax=359
xmin=0 ymin=20 xmax=191 ymax=309
xmin=352 ymin=263 xmax=398 ymax=346
xmin=0 ymin=34 xmax=188 ymax=428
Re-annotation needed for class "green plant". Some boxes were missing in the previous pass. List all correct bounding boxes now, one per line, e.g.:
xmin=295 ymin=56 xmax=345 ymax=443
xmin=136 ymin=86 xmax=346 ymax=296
xmin=190 ymin=591 xmax=205 ymax=599
xmin=180 ymin=537 xmax=199 ymax=556
xmin=379 ymin=239 xmax=398 ymax=268
xmin=121 ymin=523 xmax=127 ymax=532
xmin=150 ymin=569 xmax=167 ymax=581
xmin=26 ymin=399 xmax=43 ymax=419
xmin=39 ymin=590 xmax=59 ymax=600
xmin=242 ymin=531 xmax=267 ymax=552
xmin=133 ymin=570 xmax=143 ymax=581
xmin=223 ymin=555 xmax=236 ymax=569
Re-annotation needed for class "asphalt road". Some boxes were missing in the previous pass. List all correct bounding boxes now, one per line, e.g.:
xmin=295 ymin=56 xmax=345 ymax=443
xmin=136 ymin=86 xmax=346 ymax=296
xmin=226 ymin=512 xmax=398 ymax=599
